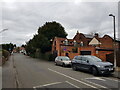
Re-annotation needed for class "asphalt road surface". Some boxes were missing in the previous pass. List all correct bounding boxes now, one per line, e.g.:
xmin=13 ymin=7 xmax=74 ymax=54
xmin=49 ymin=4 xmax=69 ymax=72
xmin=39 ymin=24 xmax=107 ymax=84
xmin=2 ymin=53 xmax=120 ymax=90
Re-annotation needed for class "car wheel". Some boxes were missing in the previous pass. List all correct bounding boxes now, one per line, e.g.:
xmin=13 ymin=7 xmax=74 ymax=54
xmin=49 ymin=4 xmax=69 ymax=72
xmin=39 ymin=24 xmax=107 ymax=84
xmin=72 ymin=64 xmax=77 ymax=71
xmin=92 ymin=67 xmax=98 ymax=76
xmin=62 ymin=63 xmax=65 ymax=67
xmin=55 ymin=62 xmax=58 ymax=65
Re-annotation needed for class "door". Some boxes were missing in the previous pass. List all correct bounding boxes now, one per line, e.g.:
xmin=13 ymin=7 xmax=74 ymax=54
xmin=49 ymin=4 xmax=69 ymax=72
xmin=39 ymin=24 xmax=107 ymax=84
xmin=81 ymin=57 xmax=91 ymax=71
xmin=76 ymin=56 xmax=82 ymax=69
xmin=59 ymin=57 xmax=63 ymax=65
xmin=65 ymin=53 xmax=69 ymax=57
xmin=80 ymin=51 xmax=91 ymax=55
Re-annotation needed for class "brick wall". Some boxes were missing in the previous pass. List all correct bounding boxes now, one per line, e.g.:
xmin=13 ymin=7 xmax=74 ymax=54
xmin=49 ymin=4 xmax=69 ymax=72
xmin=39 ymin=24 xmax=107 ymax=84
xmin=100 ymin=35 xmax=113 ymax=49
xmin=79 ymin=46 xmax=96 ymax=55
xmin=96 ymin=51 xmax=113 ymax=61
xmin=61 ymin=52 xmax=79 ymax=60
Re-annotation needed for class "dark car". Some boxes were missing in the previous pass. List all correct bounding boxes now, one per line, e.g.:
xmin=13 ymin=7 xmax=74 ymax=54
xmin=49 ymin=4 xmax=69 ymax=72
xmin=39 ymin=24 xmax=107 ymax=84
xmin=71 ymin=55 xmax=114 ymax=76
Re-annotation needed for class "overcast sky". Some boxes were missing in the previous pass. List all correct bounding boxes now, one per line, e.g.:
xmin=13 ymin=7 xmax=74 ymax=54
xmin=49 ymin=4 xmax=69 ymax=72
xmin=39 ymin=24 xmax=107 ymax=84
xmin=0 ymin=0 xmax=119 ymax=46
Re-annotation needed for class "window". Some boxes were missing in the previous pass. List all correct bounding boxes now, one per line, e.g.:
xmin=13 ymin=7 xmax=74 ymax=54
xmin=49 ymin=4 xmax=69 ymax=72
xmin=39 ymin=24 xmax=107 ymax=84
xmin=56 ymin=57 xmax=58 ymax=60
xmin=61 ymin=41 xmax=64 ymax=43
xmin=80 ymin=41 xmax=84 ymax=46
xmin=81 ymin=57 xmax=87 ymax=62
xmin=77 ymin=56 xmax=82 ymax=60
xmin=72 ymin=48 xmax=78 ymax=53
xmin=73 ymin=40 xmax=77 ymax=46
xmin=74 ymin=56 xmax=78 ymax=59
xmin=64 ymin=39 xmax=68 ymax=45
xmin=59 ymin=56 xmax=70 ymax=61
xmin=70 ymin=42 xmax=72 ymax=44
xmin=54 ymin=41 xmax=56 ymax=45
xmin=54 ymin=47 xmax=56 ymax=50
xmin=88 ymin=56 xmax=102 ymax=62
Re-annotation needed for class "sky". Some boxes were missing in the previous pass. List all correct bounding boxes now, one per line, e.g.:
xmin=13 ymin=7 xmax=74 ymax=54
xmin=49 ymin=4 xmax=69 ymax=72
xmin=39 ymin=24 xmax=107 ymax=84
xmin=0 ymin=0 xmax=119 ymax=46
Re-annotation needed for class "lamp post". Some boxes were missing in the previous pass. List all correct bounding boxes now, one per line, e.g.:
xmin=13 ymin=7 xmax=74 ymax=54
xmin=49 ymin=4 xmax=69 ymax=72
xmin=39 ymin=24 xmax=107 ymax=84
xmin=0 ymin=29 xmax=8 ymax=33
xmin=109 ymin=14 xmax=116 ymax=67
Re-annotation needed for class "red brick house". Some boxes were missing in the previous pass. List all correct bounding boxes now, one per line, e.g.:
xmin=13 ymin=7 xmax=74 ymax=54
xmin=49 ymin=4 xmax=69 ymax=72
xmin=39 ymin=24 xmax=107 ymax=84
xmin=52 ymin=31 xmax=119 ymax=61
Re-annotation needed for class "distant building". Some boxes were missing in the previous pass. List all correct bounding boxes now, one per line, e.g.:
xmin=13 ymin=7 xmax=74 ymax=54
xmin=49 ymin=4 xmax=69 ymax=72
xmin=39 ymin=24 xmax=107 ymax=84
xmin=52 ymin=31 xmax=120 ymax=61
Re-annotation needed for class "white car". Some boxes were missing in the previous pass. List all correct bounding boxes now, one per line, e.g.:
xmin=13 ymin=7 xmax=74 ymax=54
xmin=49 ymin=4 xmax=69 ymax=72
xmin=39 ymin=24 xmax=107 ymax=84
xmin=55 ymin=56 xmax=71 ymax=67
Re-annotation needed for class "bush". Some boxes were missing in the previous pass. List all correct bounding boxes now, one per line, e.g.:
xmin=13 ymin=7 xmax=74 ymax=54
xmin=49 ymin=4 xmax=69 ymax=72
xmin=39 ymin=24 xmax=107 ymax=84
xmin=28 ymin=50 xmax=55 ymax=61
xmin=48 ymin=54 xmax=55 ymax=61
xmin=2 ymin=50 xmax=10 ymax=60
xmin=1 ymin=50 xmax=10 ymax=65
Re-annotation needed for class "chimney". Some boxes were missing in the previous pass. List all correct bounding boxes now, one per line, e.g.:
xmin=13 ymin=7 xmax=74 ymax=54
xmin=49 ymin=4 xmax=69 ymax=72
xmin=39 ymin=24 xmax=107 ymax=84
xmin=95 ymin=33 xmax=99 ymax=38
xmin=76 ymin=30 xmax=79 ymax=34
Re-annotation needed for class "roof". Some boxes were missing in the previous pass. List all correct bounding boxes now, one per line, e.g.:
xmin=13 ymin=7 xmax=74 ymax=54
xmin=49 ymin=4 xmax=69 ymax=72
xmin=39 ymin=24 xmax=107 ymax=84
xmin=55 ymin=37 xmax=74 ymax=42
xmin=84 ymin=34 xmax=94 ymax=38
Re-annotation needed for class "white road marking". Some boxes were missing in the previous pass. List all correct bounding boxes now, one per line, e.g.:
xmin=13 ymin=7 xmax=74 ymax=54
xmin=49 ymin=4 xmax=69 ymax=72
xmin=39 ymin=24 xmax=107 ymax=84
xmin=48 ymin=68 xmax=98 ymax=89
xmin=33 ymin=82 xmax=62 ymax=89
xmin=102 ymin=77 xmax=120 ymax=82
xmin=85 ymin=77 xmax=106 ymax=81
xmin=56 ymin=66 xmax=71 ymax=69
xmin=82 ymin=79 xmax=109 ymax=89
xmin=33 ymin=87 xmax=37 ymax=90
xmin=65 ymin=81 xmax=80 ymax=88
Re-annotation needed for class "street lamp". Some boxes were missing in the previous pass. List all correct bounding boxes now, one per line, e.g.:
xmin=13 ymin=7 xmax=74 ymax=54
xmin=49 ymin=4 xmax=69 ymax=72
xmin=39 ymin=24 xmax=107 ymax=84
xmin=0 ymin=29 xmax=8 ymax=33
xmin=109 ymin=14 xmax=116 ymax=67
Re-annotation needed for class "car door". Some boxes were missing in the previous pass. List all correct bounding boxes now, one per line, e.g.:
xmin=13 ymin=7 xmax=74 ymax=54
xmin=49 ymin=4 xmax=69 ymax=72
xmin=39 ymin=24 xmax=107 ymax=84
xmin=59 ymin=57 xmax=63 ymax=65
xmin=57 ymin=57 xmax=61 ymax=65
xmin=81 ymin=57 xmax=90 ymax=71
xmin=76 ymin=56 xmax=82 ymax=69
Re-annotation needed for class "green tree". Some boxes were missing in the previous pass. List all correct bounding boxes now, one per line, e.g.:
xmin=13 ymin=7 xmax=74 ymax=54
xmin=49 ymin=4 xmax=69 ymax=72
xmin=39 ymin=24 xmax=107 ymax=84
xmin=2 ymin=43 xmax=15 ymax=53
xmin=26 ymin=21 xmax=68 ymax=55
xmin=38 ymin=21 xmax=67 ymax=40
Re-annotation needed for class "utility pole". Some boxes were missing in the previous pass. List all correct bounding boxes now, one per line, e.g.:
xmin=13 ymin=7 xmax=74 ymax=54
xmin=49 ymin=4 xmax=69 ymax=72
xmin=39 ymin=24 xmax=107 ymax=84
xmin=109 ymin=14 xmax=116 ymax=68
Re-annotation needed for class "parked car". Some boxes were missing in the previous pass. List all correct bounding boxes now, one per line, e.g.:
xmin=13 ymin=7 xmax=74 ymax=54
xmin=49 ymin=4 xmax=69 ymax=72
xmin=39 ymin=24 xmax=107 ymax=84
xmin=71 ymin=55 xmax=114 ymax=76
xmin=55 ymin=56 xmax=71 ymax=67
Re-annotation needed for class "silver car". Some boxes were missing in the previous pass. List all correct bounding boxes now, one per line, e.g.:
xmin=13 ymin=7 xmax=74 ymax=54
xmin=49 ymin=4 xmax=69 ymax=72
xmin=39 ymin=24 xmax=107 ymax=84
xmin=55 ymin=56 xmax=71 ymax=67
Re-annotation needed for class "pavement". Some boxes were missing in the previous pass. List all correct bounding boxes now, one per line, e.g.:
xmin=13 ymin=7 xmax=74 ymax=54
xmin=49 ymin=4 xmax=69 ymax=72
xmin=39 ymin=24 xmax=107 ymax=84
xmin=0 ymin=66 xmax=2 ymax=90
xmin=2 ymin=53 xmax=120 ymax=89
xmin=2 ymin=56 xmax=16 ymax=88
xmin=113 ymin=67 xmax=120 ymax=79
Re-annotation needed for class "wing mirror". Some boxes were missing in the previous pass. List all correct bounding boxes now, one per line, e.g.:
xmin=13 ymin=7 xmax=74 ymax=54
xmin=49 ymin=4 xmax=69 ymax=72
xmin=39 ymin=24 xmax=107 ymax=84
xmin=61 ymin=59 xmax=63 ymax=61
xmin=87 ymin=60 xmax=89 ymax=63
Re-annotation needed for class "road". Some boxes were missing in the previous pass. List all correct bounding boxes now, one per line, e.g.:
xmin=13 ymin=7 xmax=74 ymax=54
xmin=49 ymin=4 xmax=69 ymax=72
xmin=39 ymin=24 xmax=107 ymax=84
xmin=2 ymin=53 xmax=120 ymax=89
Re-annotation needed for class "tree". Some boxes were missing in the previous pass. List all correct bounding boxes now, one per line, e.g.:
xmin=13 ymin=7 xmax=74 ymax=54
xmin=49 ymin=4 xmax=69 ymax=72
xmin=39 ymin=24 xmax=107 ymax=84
xmin=21 ymin=44 xmax=25 ymax=48
xmin=38 ymin=21 xmax=68 ymax=40
xmin=26 ymin=21 xmax=68 ymax=55
xmin=2 ymin=43 xmax=15 ymax=53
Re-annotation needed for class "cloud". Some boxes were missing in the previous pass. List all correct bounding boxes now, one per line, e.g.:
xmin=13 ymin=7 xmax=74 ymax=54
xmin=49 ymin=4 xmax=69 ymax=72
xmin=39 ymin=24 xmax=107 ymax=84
xmin=1 ymin=1 xmax=118 ymax=46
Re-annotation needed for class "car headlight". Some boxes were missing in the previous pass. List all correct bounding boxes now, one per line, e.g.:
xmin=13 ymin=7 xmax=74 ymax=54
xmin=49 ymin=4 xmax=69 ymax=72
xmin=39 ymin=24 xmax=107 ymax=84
xmin=96 ymin=65 xmax=104 ymax=68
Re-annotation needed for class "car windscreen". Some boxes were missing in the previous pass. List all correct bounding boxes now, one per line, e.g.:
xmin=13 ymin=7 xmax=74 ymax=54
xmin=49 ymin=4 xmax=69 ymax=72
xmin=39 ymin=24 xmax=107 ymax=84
xmin=60 ymin=57 xmax=70 ymax=61
xmin=88 ymin=56 xmax=102 ymax=62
